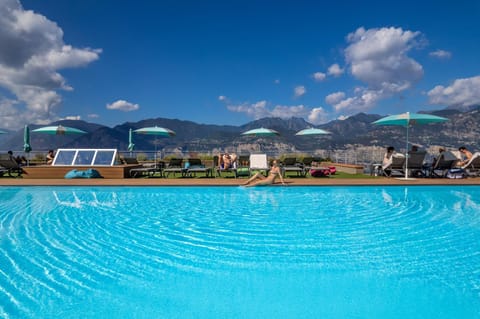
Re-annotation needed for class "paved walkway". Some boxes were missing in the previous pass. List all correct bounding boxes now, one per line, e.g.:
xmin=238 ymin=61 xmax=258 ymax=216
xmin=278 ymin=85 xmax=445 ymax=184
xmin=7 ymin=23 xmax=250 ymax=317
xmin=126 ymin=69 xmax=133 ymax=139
xmin=1 ymin=177 xmax=479 ymax=186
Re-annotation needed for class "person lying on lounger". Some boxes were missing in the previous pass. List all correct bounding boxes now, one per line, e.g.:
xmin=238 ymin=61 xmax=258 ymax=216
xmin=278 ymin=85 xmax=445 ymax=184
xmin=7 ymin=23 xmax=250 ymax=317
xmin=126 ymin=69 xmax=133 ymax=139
xmin=243 ymin=160 xmax=285 ymax=187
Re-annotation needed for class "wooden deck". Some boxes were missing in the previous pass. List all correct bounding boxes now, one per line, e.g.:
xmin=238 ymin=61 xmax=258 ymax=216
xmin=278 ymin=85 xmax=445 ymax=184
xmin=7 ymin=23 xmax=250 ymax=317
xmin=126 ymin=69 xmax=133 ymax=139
xmin=21 ymin=164 xmax=141 ymax=179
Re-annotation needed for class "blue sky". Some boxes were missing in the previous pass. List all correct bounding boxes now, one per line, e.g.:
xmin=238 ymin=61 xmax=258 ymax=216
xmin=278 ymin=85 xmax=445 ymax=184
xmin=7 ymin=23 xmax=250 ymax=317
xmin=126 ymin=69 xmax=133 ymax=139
xmin=1 ymin=0 xmax=479 ymax=129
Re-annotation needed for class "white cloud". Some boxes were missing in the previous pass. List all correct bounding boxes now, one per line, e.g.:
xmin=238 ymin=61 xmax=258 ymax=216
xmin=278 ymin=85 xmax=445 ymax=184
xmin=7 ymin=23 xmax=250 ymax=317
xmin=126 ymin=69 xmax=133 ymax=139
xmin=64 ymin=115 xmax=81 ymax=120
xmin=226 ymin=100 xmax=270 ymax=119
xmin=429 ymin=49 xmax=452 ymax=59
xmin=313 ymin=72 xmax=326 ymax=82
xmin=0 ymin=0 xmax=101 ymax=128
xmin=307 ymin=107 xmax=329 ymax=124
xmin=332 ymin=89 xmax=383 ymax=113
xmin=106 ymin=100 xmax=139 ymax=112
xmin=270 ymin=104 xmax=310 ymax=118
xmin=325 ymin=91 xmax=346 ymax=105
xmin=345 ymin=27 xmax=423 ymax=91
xmin=274 ymin=79 xmax=280 ymax=84
xmin=87 ymin=113 xmax=99 ymax=119
xmin=427 ymin=76 xmax=480 ymax=109
xmin=330 ymin=26 xmax=424 ymax=115
xmin=218 ymin=95 xmax=227 ymax=101
xmin=294 ymin=85 xmax=306 ymax=97
xmin=327 ymin=64 xmax=344 ymax=77
xmin=222 ymin=96 xmax=330 ymax=124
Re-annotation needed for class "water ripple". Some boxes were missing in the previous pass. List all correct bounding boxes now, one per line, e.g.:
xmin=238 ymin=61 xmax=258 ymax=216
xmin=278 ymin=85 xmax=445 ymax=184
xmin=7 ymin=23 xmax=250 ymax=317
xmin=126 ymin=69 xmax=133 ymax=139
xmin=0 ymin=185 xmax=479 ymax=318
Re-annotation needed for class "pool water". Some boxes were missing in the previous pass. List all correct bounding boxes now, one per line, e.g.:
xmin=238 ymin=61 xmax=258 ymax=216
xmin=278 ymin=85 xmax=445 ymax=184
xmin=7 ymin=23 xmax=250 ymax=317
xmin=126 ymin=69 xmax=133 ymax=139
xmin=0 ymin=186 xmax=479 ymax=318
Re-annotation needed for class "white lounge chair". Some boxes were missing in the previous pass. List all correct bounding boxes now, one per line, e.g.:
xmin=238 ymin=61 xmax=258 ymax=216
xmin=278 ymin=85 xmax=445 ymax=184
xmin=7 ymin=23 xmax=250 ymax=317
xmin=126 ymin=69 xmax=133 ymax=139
xmin=249 ymin=154 xmax=269 ymax=176
xmin=461 ymin=152 xmax=480 ymax=176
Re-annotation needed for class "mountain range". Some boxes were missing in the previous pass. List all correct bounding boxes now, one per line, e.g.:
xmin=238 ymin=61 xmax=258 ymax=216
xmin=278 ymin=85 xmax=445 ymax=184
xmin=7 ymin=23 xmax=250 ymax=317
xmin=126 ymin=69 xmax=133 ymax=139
xmin=1 ymin=107 xmax=479 ymax=155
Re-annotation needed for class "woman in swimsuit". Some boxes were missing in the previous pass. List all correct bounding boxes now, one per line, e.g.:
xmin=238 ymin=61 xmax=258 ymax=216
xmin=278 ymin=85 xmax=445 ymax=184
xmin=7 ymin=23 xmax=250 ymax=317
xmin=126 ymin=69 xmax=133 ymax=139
xmin=243 ymin=160 xmax=285 ymax=187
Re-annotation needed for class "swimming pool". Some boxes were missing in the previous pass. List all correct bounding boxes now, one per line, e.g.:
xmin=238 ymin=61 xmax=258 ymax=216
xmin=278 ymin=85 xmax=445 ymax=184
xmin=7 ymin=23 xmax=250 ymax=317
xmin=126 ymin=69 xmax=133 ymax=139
xmin=0 ymin=185 xmax=479 ymax=318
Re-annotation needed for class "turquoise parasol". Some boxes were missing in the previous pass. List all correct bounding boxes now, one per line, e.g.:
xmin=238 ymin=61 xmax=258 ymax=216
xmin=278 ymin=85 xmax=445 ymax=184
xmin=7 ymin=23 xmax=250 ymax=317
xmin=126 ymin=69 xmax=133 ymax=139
xmin=373 ymin=112 xmax=448 ymax=179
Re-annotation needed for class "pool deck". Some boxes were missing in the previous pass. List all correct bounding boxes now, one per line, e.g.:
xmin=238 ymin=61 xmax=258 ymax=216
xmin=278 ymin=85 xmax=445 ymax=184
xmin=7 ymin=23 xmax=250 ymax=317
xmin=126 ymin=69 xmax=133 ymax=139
xmin=1 ymin=176 xmax=480 ymax=186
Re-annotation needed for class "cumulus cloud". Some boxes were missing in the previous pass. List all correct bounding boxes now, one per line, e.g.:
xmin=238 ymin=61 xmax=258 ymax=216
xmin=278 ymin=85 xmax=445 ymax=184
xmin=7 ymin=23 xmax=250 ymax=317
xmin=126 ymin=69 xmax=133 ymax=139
xmin=345 ymin=27 xmax=423 ymax=90
xmin=0 ymin=0 xmax=101 ymax=129
xmin=429 ymin=49 xmax=452 ymax=59
xmin=87 ymin=113 xmax=99 ymax=119
xmin=327 ymin=64 xmax=344 ymax=77
xmin=331 ymin=89 xmax=383 ymax=113
xmin=218 ymin=95 xmax=227 ymax=101
xmin=325 ymin=91 xmax=346 ymax=105
xmin=427 ymin=76 xmax=480 ymax=109
xmin=308 ymin=107 xmax=329 ymax=125
xmin=222 ymin=96 xmax=330 ymax=124
xmin=226 ymin=100 xmax=270 ymax=119
xmin=294 ymin=85 xmax=306 ymax=97
xmin=106 ymin=100 xmax=139 ymax=112
xmin=329 ymin=26 xmax=424 ymax=115
xmin=313 ymin=72 xmax=326 ymax=82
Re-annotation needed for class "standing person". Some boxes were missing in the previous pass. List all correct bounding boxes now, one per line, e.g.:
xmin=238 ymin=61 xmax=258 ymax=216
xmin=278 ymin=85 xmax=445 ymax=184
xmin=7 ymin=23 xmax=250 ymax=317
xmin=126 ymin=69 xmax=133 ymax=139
xmin=46 ymin=150 xmax=55 ymax=165
xmin=458 ymin=146 xmax=473 ymax=166
xmin=243 ymin=160 xmax=285 ymax=187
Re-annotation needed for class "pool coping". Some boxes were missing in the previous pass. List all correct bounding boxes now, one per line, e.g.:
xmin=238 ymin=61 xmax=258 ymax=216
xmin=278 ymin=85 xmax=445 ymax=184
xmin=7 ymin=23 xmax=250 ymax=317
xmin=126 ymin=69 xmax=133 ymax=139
xmin=1 ymin=177 xmax=480 ymax=186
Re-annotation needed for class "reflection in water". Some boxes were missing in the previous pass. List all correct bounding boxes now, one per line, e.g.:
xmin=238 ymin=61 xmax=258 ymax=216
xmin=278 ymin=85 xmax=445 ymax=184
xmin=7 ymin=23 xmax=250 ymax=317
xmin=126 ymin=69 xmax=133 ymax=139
xmin=53 ymin=191 xmax=118 ymax=208
xmin=244 ymin=188 xmax=279 ymax=208
xmin=381 ymin=188 xmax=406 ymax=208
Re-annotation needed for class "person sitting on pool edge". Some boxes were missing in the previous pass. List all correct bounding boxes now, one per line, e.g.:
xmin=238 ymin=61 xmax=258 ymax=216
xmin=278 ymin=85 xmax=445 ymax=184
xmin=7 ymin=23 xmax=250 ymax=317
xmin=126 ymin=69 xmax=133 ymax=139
xmin=243 ymin=160 xmax=285 ymax=187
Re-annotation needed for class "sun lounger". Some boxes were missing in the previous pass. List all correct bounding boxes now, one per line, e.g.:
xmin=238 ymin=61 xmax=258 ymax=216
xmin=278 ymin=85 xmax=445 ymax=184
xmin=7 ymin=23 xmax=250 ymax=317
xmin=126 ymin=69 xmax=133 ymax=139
xmin=281 ymin=157 xmax=305 ymax=177
xmin=431 ymin=152 xmax=457 ymax=178
xmin=461 ymin=152 xmax=480 ymax=176
xmin=0 ymin=155 xmax=24 ymax=177
xmin=163 ymin=158 xmax=184 ymax=177
xmin=406 ymin=151 xmax=427 ymax=177
xmin=124 ymin=157 xmax=162 ymax=178
xmin=383 ymin=155 xmax=405 ymax=177
xmin=214 ymin=155 xmax=250 ymax=178
xmin=214 ymin=155 xmax=237 ymax=178
xmin=184 ymin=158 xmax=212 ymax=177
xmin=249 ymin=154 xmax=269 ymax=176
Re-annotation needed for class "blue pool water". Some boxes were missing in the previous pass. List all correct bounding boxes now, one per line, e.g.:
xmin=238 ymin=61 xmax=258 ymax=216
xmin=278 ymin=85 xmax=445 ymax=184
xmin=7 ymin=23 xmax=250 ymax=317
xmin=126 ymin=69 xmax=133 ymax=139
xmin=0 ymin=185 xmax=479 ymax=318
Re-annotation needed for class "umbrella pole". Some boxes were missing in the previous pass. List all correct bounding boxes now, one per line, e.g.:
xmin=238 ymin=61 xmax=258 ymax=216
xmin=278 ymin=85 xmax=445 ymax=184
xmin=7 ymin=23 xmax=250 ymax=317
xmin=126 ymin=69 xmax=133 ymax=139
xmin=405 ymin=124 xmax=409 ymax=179
xmin=154 ymin=138 xmax=157 ymax=165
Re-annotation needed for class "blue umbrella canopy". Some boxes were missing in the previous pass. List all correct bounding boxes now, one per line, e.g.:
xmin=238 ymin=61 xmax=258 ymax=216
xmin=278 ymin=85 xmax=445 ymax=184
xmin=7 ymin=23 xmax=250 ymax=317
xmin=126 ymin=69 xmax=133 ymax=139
xmin=23 ymin=125 xmax=32 ymax=153
xmin=373 ymin=112 xmax=449 ymax=179
xmin=295 ymin=128 xmax=331 ymax=136
xmin=372 ymin=112 xmax=448 ymax=126
xmin=133 ymin=126 xmax=176 ymax=136
xmin=241 ymin=127 xmax=280 ymax=136
xmin=32 ymin=125 xmax=86 ymax=135
xmin=134 ymin=126 xmax=176 ymax=161
xmin=127 ymin=128 xmax=135 ymax=151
